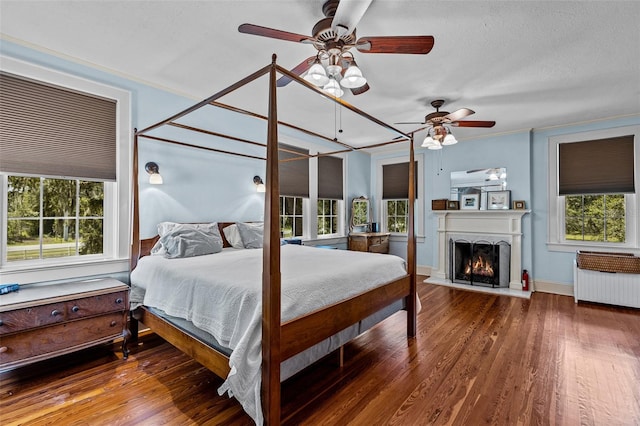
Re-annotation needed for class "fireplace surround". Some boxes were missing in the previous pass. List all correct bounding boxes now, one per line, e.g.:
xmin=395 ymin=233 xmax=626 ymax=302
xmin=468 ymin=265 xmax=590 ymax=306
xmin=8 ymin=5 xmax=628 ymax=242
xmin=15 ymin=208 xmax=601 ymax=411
xmin=430 ymin=210 xmax=528 ymax=290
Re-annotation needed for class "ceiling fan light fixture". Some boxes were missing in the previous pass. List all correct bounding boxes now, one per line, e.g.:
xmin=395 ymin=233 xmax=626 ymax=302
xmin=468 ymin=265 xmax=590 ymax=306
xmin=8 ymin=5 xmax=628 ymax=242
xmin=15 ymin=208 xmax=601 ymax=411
xmin=304 ymin=62 xmax=329 ymax=86
xmin=323 ymin=76 xmax=344 ymax=97
xmin=340 ymin=63 xmax=367 ymax=88
xmin=427 ymin=142 xmax=443 ymax=150
xmin=442 ymin=132 xmax=458 ymax=145
xmin=421 ymin=135 xmax=436 ymax=147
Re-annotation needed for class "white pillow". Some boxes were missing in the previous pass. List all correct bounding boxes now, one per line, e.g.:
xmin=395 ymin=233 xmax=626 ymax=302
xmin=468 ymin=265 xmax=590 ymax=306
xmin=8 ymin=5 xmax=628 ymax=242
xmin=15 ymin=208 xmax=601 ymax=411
xmin=237 ymin=222 xmax=264 ymax=249
xmin=151 ymin=222 xmax=223 ymax=258
xmin=223 ymin=224 xmax=245 ymax=249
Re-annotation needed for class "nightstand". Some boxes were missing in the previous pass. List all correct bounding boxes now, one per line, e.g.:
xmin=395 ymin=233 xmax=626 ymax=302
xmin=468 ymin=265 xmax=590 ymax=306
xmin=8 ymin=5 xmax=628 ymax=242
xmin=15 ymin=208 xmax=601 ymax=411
xmin=0 ymin=278 xmax=130 ymax=371
xmin=348 ymin=232 xmax=390 ymax=254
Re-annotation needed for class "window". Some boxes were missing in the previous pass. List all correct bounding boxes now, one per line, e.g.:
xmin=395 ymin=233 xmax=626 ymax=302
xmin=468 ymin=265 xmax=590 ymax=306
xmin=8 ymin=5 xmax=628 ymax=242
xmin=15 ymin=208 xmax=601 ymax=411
xmin=7 ymin=176 xmax=104 ymax=262
xmin=317 ymin=199 xmax=338 ymax=235
xmin=280 ymin=196 xmax=304 ymax=238
xmin=378 ymin=157 xmax=423 ymax=236
xmin=0 ymin=55 xmax=131 ymax=284
xmin=317 ymin=155 xmax=343 ymax=237
xmin=278 ymin=144 xmax=308 ymax=238
xmin=386 ymin=199 xmax=408 ymax=233
xmin=548 ymin=125 xmax=639 ymax=252
xmin=565 ymin=194 xmax=625 ymax=242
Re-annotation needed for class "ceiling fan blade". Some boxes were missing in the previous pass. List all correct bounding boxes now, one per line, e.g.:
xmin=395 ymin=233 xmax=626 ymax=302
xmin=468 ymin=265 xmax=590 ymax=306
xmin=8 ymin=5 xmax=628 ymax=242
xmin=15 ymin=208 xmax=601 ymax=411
xmin=452 ymin=120 xmax=496 ymax=128
xmin=356 ymin=36 xmax=434 ymax=54
xmin=238 ymin=23 xmax=312 ymax=43
xmin=444 ymin=108 xmax=475 ymax=122
xmin=332 ymin=0 xmax=373 ymax=37
xmin=277 ymin=56 xmax=316 ymax=87
xmin=350 ymin=82 xmax=370 ymax=95
xmin=394 ymin=121 xmax=427 ymax=125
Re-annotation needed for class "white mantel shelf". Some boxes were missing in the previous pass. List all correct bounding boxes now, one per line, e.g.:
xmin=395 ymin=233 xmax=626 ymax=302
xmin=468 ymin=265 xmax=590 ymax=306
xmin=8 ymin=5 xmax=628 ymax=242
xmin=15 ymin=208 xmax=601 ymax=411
xmin=431 ymin=210 xmax=530 ymax=290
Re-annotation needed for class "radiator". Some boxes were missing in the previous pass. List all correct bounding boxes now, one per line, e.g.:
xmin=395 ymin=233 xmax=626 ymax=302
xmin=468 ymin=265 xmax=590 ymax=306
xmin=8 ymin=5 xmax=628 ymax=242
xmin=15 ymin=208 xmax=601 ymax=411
xmin=574 ymin=261 xmax=640 ymax=308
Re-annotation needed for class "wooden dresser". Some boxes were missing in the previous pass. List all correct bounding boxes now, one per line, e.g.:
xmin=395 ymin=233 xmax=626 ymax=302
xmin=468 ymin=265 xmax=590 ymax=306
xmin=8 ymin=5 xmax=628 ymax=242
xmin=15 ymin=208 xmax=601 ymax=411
xmin=348 ymin=232 xmax=390 ymax=254
xmin=0 ymin=278 xmax=130 ymax=371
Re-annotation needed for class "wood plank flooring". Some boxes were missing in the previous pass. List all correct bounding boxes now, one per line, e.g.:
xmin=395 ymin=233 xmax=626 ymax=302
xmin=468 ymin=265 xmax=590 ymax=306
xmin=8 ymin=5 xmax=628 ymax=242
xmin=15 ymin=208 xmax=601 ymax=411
xmin=2 ymin=279 xmax=639 ymax=425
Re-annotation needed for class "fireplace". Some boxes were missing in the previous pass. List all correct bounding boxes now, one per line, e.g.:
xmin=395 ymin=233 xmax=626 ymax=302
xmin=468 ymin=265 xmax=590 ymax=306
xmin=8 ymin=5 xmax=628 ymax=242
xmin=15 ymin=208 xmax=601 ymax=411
xmin=449 ymin=239 xmax=511 ymax=287
xmin=429 ymin=210 xmax=528 ymax=290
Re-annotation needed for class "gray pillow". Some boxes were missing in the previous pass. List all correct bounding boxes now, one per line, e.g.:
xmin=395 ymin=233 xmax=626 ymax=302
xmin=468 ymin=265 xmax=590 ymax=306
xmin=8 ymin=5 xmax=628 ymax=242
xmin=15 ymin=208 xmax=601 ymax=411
xmin=156 ymin=222 xmax=223 ymax=258
xmin=223 ymin=224 xmax=245 ymax=249
xmin=237 ymin=222 xmax=264 ymax=249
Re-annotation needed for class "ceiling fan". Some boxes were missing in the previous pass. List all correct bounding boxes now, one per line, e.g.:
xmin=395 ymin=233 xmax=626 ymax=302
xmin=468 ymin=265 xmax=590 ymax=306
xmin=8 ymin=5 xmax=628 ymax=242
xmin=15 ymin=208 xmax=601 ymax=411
xmin=396 ymin=99 xmax=496 ymax=149
xmin=238 ymin=0 xmax=435 ymax=96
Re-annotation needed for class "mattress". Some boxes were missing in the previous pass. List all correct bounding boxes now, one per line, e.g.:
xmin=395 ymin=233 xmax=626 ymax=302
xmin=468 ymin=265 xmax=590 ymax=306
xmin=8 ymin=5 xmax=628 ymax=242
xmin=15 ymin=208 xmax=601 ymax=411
xmin=130 ymin=244 xmax=408 ymax=424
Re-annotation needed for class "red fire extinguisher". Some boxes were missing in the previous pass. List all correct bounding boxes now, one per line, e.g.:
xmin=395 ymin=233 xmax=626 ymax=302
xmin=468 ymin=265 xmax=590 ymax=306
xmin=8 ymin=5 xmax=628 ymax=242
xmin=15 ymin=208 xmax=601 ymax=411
xmin=522 ymin=269 xmax=529 ymax=291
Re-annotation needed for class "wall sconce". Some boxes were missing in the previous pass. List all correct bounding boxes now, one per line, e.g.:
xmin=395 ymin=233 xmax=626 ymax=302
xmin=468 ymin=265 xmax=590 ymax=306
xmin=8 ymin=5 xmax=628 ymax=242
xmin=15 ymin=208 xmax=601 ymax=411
xmin=145 ymin=162 xmax=163 ymax=184
xmin=253 ymin=175 xmax=266 ymax=193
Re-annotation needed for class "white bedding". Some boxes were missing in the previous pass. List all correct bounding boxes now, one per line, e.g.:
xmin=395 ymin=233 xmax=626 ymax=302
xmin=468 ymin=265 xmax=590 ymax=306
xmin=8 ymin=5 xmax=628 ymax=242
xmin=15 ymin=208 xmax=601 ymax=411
xmin=130 ymin=244 xmax=407 ymax=425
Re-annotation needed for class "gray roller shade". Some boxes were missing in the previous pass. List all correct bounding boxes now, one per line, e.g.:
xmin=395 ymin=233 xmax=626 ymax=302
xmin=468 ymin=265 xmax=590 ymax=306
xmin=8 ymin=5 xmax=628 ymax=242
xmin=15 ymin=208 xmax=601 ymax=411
xmin=279 ymin=143 xmax=309 ymax=197
xmin=0 ymin=72 xmax=117 ymax=181
xmin=559 ymin=135 xmax=635 ymax=195
xmin=318 ymin=155 xmax=343 ymax=199
xmin=382 ymin=161 xmax=418 ymax=199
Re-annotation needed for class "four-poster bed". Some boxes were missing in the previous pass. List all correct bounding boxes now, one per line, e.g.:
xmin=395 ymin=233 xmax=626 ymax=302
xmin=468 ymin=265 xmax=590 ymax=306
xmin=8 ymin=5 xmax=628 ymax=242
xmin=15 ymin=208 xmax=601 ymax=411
xmin=129 ymin=55 xmax=417 ymax=425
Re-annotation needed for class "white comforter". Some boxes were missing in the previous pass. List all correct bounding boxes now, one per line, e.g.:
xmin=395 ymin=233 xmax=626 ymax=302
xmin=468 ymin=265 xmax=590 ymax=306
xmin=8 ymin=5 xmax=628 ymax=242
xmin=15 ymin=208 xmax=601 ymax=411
xmin=130 ymin=244 xmax=407 ymax=425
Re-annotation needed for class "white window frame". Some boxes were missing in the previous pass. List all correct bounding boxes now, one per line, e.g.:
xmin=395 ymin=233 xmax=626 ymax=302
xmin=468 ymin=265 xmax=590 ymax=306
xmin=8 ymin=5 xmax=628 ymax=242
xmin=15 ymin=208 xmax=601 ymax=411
xmin=547 ymin=125 xmax=639 ymax=253
xmin=376 ymin=155 xmax=424 ymax=238
xmin=0 ymin=55 xmax=131 ymax=284
xmin=317 ymin=198 xmax=343 ymax=237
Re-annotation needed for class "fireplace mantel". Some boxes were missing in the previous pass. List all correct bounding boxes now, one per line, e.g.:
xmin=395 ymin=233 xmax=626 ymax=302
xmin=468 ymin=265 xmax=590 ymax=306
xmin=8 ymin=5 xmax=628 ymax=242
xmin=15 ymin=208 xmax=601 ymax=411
xmin=431 ymin=210 xmax=530 ymax=289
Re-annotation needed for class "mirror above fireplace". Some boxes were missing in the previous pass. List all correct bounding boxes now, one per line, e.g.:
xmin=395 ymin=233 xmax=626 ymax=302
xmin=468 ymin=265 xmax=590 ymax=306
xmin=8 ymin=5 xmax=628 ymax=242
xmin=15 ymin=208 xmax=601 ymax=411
xmin=450 ymin=167 xmax=507 ymax=210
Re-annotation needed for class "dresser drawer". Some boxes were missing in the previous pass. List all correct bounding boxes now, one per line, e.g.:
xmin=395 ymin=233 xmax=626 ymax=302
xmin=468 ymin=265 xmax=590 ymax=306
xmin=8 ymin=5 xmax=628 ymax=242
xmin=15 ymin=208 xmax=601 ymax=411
xmin=368 ymin=241 xmax=389 ymax=253
xmin=0 ymin=312 xmax=126 ymax=366
xmin=0 ymin=302 xmax=67 ymax=335
xmin=369 ymin=236 xmax=382 ymax=245
xmin=66 ymin=290 xmax=128 ymax=319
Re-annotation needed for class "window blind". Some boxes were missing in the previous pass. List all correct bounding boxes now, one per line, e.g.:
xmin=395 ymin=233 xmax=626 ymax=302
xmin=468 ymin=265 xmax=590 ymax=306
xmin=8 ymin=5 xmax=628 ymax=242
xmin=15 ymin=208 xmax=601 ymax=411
xmin=279 ymin=143 xmax=309 ymax=197
xmin=318 ymin=155 xmax=343 ymax=199
xmin=382 ymin=161 xmax=418 ymax=199
xmin=559 ymin=135 xmax=635 ymax=195
xmin=0 ymin=72 xmax=117 ymax=181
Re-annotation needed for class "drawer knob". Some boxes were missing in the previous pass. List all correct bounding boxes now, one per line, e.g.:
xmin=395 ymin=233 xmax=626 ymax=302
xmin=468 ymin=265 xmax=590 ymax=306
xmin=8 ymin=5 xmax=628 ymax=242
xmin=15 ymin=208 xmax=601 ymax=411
xmin=51 ymin=309 xmax=61 ymax=317
xmin=0 ymin=320 xmax=3 ymax=326
xmin=115 ymin=298 xmax=123 ymax=304
xmin=72 ymin=306 xmax=80 ymax=313
xmin=0 ymin=346 xmax=7 ymax=353
xmin=110 ymin=320 xmax=117 ymax=327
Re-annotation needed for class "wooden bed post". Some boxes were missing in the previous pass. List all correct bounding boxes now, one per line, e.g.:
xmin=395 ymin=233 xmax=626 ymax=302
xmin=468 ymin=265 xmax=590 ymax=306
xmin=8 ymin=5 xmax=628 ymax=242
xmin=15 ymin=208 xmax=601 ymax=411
xmin=407 ymin=137 xmax=417 ymax=337
xmin=131 ymin=130 xmax=140 ymax=271
xmin=262 ymin=54 xmax=282 ymax=425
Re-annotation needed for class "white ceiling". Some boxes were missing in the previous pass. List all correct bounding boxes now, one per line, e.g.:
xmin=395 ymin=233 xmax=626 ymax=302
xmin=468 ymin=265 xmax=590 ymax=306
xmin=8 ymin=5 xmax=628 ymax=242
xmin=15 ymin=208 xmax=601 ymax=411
xmin=1 ymin=0 xmax=639 ymax=148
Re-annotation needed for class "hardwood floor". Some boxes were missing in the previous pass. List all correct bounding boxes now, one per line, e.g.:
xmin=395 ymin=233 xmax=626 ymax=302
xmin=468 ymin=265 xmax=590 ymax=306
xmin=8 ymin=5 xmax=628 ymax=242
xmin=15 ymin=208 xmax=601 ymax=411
xmin=2 ymin=278 xmax=639 ymax=425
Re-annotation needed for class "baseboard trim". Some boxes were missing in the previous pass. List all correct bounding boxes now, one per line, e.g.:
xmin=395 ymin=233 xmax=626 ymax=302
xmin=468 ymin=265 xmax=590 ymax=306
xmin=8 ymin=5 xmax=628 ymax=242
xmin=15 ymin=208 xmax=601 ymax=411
xmin=417 ymin=265 xmax=431 ymax=276
xmin=534 ymin=279 xmax=574 ymax=297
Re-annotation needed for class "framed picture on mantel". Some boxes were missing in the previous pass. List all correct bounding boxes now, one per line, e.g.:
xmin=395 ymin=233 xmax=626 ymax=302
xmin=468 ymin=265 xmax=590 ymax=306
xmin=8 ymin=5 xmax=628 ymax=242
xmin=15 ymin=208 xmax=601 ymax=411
xmin=460 ymin=194 xmax=480 ymax=210
xmin=487 ymin=190 xmax=511 ymax=210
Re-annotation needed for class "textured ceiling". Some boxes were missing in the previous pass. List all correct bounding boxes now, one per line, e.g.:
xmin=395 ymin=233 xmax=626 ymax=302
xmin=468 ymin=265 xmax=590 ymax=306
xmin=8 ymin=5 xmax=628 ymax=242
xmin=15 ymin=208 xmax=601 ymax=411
xmin=1 ymin=0 xmax=639 ymax=148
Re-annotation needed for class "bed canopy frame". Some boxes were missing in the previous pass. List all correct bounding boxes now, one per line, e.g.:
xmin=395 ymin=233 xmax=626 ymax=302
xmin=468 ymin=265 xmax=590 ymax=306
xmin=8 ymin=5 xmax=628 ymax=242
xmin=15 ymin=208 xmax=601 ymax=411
xmin=130 ymin=54 xmax=417 ymax=425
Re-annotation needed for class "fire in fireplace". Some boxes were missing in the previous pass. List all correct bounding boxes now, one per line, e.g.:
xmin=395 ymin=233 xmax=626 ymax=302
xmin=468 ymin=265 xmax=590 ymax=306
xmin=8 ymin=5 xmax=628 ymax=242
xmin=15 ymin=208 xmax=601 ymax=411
xmin=449 ymin=238 xmax=511 ymax=287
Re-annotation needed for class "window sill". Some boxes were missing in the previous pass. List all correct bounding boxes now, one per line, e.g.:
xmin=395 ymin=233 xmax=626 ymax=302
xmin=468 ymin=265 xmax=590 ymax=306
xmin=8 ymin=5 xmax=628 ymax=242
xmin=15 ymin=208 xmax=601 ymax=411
xmin=302 ymin=235 xmax=347 ymax=245
xmin=547 ymin=241 xmax=639 ymax=255
xmin=0 ymin=258 xmax=130 ymax=285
